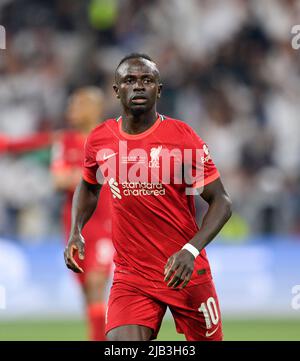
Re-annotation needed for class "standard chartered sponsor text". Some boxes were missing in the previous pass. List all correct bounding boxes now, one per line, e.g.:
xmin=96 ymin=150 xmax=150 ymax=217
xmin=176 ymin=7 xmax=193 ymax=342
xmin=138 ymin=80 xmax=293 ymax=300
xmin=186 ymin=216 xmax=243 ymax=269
xmin=122 ymin=181 xmax=166 ymax=196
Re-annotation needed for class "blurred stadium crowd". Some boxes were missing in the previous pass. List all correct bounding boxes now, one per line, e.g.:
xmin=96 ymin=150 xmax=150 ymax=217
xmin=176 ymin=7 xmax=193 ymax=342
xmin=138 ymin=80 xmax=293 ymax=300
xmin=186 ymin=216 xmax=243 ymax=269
xmin=0 ymin=0 xmax=300 ymax=242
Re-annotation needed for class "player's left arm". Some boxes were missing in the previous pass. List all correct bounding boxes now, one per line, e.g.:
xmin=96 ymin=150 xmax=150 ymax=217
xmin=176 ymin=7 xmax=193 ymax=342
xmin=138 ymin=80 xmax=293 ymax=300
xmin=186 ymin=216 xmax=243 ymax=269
xmin=190 ymin=177 xmax=232 ymax=251
xmin=164 ymin=177 xmax=232 ymax=288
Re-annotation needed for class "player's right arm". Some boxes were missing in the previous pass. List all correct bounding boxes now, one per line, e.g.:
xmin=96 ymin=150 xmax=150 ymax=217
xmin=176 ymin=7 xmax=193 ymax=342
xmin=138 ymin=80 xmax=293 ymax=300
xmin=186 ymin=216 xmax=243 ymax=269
xmin=64 ymin=179 xmax=102 ymax=273
xmin=64 ymin=129 xmax=102 ymax=273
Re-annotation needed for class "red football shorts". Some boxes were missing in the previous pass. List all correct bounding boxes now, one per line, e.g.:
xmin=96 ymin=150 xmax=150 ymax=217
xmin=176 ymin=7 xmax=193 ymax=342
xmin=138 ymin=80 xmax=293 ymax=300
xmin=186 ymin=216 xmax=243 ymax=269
xmin=105 ymin=276 xmax=223 ymax=341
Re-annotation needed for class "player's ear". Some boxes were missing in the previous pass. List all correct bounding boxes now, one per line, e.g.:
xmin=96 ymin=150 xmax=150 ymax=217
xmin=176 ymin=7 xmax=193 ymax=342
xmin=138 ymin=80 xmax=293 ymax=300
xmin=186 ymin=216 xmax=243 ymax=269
xmin=157 ymin=83 xmax=162 ymax=99
xmin=113 ymin=84 xmax=120 ymax=99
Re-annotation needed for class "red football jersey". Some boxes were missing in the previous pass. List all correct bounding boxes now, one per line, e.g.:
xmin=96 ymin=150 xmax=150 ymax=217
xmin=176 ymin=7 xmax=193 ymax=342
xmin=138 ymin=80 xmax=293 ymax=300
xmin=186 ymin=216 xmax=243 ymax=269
xmin=51 ymin=130 xmax=112 ymax=241
xmin=83 ymin=115 xmax=220 ymax=288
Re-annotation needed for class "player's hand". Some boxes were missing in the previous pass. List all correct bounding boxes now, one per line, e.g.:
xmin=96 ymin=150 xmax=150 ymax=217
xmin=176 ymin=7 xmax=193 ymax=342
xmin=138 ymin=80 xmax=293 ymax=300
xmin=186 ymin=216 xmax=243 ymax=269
xmin=164 ymin=249 xmax=195 ymax=289
xmin=64 ymin=233 xmax=85 ymax=273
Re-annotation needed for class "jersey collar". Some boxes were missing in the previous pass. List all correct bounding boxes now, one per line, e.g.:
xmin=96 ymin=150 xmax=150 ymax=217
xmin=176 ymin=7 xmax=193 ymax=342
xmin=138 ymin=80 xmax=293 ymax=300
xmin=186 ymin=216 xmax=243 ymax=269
xmin=116 ymin=113 xmax=164 ymax=139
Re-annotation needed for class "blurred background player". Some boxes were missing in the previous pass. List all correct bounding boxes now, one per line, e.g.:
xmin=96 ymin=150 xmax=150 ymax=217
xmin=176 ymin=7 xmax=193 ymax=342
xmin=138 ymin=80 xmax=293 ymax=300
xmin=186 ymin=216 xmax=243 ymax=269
xmin=51 ymin=87 xmax=113 ymax=341
xmin=0 ymin=87 xmax=113 ymax=341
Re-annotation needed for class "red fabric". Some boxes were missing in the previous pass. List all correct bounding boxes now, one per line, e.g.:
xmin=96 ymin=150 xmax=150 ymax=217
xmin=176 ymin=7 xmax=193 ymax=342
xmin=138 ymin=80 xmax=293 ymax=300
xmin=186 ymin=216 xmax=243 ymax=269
xmin=83 ymin=115 xmax=220 ymax=288
xmin=6 ymin=132 xmax=53 ymax=153
xmin=106 ymin=277 xmax=223 ymax=341
xmin=87 ymin=303 xmax=107 ymax=341
xmin=0 ymin=134 xmax=9 ymax=152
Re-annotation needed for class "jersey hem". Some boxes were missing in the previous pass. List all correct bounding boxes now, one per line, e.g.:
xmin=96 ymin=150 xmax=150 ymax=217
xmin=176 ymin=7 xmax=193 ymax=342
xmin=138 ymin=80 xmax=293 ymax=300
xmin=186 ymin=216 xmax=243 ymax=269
xmin=113 ymin=270 xmax=213 ymax=289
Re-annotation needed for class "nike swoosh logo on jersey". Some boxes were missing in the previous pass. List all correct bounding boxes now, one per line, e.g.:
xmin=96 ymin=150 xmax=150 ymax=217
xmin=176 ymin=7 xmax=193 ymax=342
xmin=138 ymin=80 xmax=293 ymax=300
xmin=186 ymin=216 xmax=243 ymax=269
xmin=205 ymin=325 xmax=219 ymax=337
xmin=103 ymin=152 xmax=118 ymax=161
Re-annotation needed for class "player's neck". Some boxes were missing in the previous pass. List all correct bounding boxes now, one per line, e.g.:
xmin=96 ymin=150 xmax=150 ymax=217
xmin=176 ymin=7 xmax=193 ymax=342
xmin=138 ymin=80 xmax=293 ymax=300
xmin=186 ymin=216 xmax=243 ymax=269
xmin=121 ymin=109 xmax=158 ymax=135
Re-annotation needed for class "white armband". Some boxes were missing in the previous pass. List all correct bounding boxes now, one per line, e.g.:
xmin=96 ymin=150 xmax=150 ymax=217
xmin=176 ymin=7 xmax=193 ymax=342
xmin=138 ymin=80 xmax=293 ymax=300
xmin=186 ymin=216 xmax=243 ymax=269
xmin=182 ymin=243 xmax=200 ymax=258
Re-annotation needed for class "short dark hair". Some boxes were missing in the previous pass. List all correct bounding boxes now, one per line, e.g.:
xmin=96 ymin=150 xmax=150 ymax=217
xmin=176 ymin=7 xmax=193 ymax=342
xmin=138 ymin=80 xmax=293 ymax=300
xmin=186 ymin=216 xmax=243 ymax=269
xmin=114 ymin=53 xmax=160 ymax=82
xmin=116 ymin=53 xmax=155 ymax=70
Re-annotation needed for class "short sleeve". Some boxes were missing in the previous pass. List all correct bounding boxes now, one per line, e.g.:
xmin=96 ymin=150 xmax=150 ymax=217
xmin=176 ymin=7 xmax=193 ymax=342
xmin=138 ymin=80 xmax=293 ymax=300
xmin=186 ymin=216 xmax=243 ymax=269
xmin=82 ymin=134 xmax=98 ymax=185
xmin=184 ymin=124 xmax=220 ymax=189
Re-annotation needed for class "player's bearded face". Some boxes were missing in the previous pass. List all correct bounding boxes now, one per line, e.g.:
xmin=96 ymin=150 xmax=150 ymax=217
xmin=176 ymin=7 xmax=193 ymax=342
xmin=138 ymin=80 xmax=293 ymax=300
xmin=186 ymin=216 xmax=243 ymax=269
xmin=114 ymin=60 xmax=161 ymax=115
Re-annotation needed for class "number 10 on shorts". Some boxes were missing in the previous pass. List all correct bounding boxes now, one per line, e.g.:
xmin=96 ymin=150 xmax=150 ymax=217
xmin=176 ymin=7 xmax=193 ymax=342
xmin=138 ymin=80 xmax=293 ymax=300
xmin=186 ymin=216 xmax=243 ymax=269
xmin=198 ymin=297 xmax=219 ymax=329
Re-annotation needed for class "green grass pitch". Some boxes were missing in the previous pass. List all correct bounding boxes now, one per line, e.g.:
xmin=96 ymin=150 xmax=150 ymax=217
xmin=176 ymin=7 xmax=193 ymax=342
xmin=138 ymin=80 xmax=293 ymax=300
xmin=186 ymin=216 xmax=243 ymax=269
xmin=0 ymin=318 xmax=299 ymax=341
